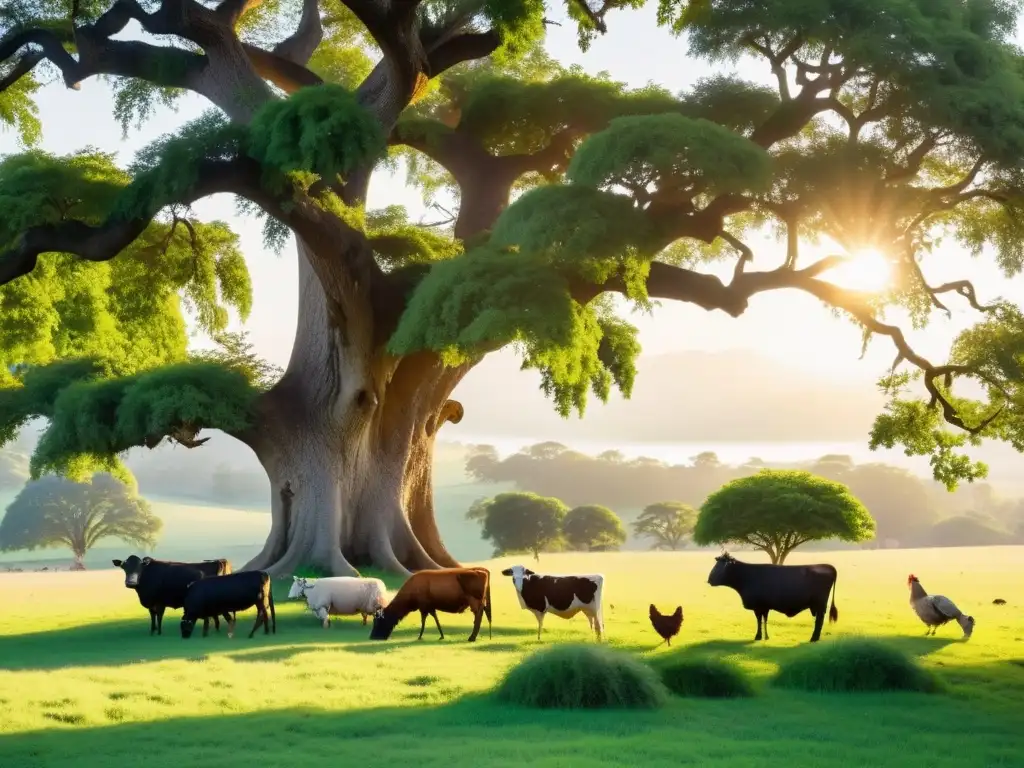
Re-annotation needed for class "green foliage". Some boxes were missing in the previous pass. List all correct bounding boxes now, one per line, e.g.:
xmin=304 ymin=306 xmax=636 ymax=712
xmin=30 ymin=361 xmax=261 ymax=482
xmin=490 ymin=185 xmax=654 ymax=299
xmin=0 ymin=73 xmax=42 ymax=147
xmin=0 ymin=148 xmax=253 ymax=392
xmin=0 ymin=472 xmax=161 ymax=561
xmin=365 ymin=206 xmax=463 ymax=269
xmin=695 ymin=469 xmax=876 ymax=563
xmin=388 ymin=246 xmax=642 ymax=417
xmin=247 ymin=84 xmax=386 ymax=190
xmin=867 ymin=303 xmax=1024 ymax=491
xmin=633 ymin=502 xmax=699 ymax=551
xmin=471 ymin=491 xmax=567 ymax=558
xmin=494 ymin=643 xmax=669 ymax=709
xmin=478 ymin=0 xmax=548 ymax=63
xmin=568 ymin=113 xmax=773 ymax=198
xmin=108 ymin=78 xmax=186 ymax=138
xmin=650 ymin=655 xmax=756 ymax=698
xmin=773 ymin=637 xmax=942 ymax=694
xmin=682 ymin=74 xmax=781 ymax=134
xmin=118 ymin=113 xmax=249 ymax=220
xmin=0 ymin=149 xmax=128 ymax=245
xmin=562 ymin=505 xmax=626 ymax=551
xmin=453 ymin=71 xmax=681 ymax=156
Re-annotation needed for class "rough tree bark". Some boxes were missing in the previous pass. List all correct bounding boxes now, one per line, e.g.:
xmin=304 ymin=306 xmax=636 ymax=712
xmin=240 ymin=243 xmax=474 ymax=577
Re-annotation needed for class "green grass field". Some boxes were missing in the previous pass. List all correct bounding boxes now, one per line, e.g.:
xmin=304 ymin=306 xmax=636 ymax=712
xmin=1 ymin=548 xmax=1022 ymax=767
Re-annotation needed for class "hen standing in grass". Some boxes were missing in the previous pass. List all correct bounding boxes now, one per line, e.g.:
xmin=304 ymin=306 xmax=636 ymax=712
xmin=649 ymin=604 xmax=684 ymax=646
xmin=908 ymin=574 xmax=975 ymax=638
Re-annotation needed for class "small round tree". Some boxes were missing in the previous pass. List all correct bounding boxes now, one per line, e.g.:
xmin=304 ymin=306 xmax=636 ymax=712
xmin=563 ymin=505 xmax=626 ymax=552
xmin=694 ymin=470 xmax=875 ymax=564
xmin=473 ymin=492 xmax=567 ymax=560
xmin=0 ymin=473 xmax=161 ymax=567
xmin=633 ymin=502 xmax=698 ymax=551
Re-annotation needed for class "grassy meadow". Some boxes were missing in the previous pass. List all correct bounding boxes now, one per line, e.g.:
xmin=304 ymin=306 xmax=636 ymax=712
xmin=0 ymin=548 xmax=1022 ymax=767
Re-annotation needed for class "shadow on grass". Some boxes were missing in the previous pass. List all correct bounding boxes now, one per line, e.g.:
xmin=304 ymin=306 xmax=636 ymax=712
xmin=344 ymin=626 xmax=528 ymax=654
xmin=0 ymin=610 xmax=531 ymax=670
xmin=2 ymin=672 xmax=1023 ymax=768
xmin=664 ymin=634 xmax=959 ymax=664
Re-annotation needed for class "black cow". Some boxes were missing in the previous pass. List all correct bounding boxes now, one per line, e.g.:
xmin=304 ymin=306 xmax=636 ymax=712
xmin=180 ymin=570 xmax=276 ymax=639
xmin=112 ymin=555 xmax=234 ymax=635
xmin=706 ymin=552 xmax=839 ymax=643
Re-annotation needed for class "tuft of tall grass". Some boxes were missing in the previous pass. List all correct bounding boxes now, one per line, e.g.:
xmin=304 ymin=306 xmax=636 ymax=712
xmin=773 ymin=637 xmax=942 ymax=693
xmin=651 ymin=655 xmax=756 ymax=698
xmin=494 ymin=643 xmax=669 ymax=709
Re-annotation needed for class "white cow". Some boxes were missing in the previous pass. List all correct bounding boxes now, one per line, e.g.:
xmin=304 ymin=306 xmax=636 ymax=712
xmin=500 ymin=564 xmax=605 ymax=641
xmin=288 ymin=576 xmax=387 ymax=628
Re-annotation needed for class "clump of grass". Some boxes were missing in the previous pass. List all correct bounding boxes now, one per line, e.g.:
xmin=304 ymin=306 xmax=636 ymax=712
xmin=773 ymin=637 xmax=942 ymax=693
xmin=653 ymin=656 xmax=756 ymax=698
xmin=494 ymin=643 xmax=669 ymax=709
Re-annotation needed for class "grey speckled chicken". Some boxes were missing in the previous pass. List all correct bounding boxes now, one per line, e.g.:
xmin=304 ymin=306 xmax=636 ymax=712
xmin=908 ymin=574 xmax=975 ymax=638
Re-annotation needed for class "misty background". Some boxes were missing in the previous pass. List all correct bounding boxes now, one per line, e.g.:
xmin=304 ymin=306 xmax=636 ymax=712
xmin=4 ymin=348 xmax=1023 ymax=570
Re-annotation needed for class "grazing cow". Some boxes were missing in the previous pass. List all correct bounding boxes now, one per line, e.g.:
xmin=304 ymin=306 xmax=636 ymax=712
xmin=180 ymin=570 xmax=276 ymax=639
xmin=369 ymin=568 xmax=491 ymax=642
xmin=112 ymin=555 xmax=234 ymax=635
xmin=500 ymin=565 xmax=605 ymax=641
xmin=288 ymin=576 xmax=387 ymax=627
xmin=706 ymin=552 xmax=839 ymax=643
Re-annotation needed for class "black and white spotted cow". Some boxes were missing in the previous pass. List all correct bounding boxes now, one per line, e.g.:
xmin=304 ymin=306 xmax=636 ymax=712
xmin=500 ymin=564 xmax=605 ymax=641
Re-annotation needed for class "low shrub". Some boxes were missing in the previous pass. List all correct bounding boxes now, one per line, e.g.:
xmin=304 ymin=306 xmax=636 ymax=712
xmin=494 ymin=643 xmax=669 ymax=709
xmin=654 ymin=656 xmax=756 ymax=698
xmin=773 ymin=637 xmax=942 ymax=693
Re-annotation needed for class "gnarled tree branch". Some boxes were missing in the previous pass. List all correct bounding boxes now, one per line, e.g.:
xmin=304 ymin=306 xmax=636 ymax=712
xmin=272 ymin=0 xmax=323 ymax=65
xmin=0 ymin=156 xmax=268 ymax=286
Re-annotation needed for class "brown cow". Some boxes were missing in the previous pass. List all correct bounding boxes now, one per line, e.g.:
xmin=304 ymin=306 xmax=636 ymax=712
xmin=368 ymin=568 xmax=492 ymax=642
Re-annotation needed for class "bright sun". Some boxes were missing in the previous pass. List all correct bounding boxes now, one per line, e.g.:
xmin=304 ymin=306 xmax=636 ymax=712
xmin=821 ymin=248 xmax=893 ymax=292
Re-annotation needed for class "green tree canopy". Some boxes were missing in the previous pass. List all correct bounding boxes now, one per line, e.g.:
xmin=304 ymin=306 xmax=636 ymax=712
xmin=469 ymin=491 xmax=568 ymax=559
xmin=4 ymin=0 xmax=1024 ymax=576
xmin=0 ymin=472 xmax=161 ymax=565
xmin=562 ymin=504 xmax=626 ymax=551
xmin=632 ymin=501 xmax=698 ymax=551
xmin=694 ymin=469 xmax=876 ymax=563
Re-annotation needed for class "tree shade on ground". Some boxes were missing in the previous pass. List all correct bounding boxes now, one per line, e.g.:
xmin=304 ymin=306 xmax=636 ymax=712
xmin=4 ymin=1 xmax=1024 ymax=574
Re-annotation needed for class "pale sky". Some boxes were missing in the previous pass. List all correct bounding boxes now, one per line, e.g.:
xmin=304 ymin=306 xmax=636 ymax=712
xmin=3 ymin=4 xmax=1022 ymax=397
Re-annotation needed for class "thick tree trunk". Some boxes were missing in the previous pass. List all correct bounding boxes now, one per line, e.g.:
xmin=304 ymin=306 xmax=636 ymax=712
xmin=242 ymin=243 xmax=472 ymax=577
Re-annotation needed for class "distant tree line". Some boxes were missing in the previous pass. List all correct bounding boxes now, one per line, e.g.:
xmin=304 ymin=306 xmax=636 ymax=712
xmin=467 ymin=443 xmax=1024 ymax=549
xmin=468 ymin=469 xmax=877 ymax=563
xmin=467 ymin=493 xmax=629 ymax=559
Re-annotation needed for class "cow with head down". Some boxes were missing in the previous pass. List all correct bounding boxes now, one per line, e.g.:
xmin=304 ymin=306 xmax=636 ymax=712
xmin=501 ymin=565 xmax=605 ymax=641
xmin=369 ymin=568 xmax=491 ymax=642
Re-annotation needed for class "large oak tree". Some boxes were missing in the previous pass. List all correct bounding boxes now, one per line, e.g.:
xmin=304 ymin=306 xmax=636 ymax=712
xmin=1 ymin=0 xmax=1024 ymax=576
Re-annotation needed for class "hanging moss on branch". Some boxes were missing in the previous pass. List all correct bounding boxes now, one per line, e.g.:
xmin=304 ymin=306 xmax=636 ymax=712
xmin=30 ymin=361 xmax=260 ymax=482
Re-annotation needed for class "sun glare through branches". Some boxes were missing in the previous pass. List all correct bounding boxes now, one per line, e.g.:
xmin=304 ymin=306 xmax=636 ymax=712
xmin=820 ymin=249 xmax=893 ymax=293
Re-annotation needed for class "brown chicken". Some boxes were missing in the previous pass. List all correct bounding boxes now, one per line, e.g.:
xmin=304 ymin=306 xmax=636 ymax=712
xmin=649 ymin=604 xmax=684 ymax=646
xmin=908 ymin=574 xmax=975 ymax=638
